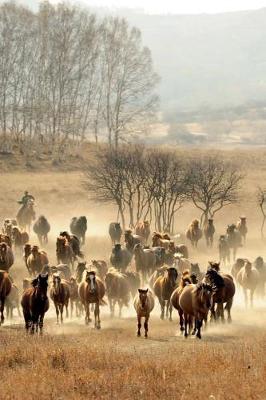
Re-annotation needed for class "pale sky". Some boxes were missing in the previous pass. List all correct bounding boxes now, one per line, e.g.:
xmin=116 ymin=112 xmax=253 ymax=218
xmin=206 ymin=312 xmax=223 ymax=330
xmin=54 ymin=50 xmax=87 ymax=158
xmin=77 ymin=0 xmax=266 ymax=14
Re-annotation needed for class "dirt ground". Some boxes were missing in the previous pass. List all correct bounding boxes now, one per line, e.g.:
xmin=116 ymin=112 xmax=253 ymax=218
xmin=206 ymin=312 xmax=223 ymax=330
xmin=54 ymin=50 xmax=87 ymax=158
xmin=0 ymin=148 xmax=266 ymax=399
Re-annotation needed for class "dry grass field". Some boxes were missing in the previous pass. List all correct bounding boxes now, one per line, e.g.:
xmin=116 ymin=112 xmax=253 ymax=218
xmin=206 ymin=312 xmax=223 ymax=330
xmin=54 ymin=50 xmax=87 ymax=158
xmin=0 ymin=147 xmax=266 ymax=400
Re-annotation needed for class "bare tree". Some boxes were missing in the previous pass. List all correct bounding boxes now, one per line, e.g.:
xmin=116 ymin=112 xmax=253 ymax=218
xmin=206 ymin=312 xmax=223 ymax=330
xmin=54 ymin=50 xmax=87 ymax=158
xmin=257 ymin=187 xmax=266 ymax=238
xmin=188 ymin=156 xmax=243 ymax=225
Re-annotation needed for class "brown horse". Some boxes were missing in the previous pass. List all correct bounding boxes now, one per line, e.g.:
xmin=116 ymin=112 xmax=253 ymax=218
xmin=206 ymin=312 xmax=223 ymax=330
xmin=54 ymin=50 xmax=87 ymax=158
xmin=27 ymin=245 xmax=49 ymax=276
xmin=153 ymin=267 xmax=178 ymax=320
xmin=0 ymin=242 xmax=14 ymax=271
xmin=203 ymin=219 xmax=215 ymax=248
xmin=170 ymin=270 xmax=192 ymax=333
xmin=69 ymin=277 xmax=82 ymax=318
xmin=134 ymin=243 xmax=157 ymax=285
xmin=237 ymin=261 xmax=259 ymax=308
xmin=135 ymin=221 xmax=151 ymax=244
xmin=21 ymin=273 xmax=49 ymax=334
xmin=124 ymin=229 xmax=143 ymax=252
xmin=33 ymin=215 xmax=50 ymax=245
xmin=16 ymin=200 xmax=36 ymax=233
xmin=0 ymin=233 xmax=12 ymax=248
xmin=152 ymin=232 xmax=170 ymax=249
xmin=0 ymin=270 xmax=12 ymax=325
xmin=105 ymin=268 xmax=130 ymax=317
xmin=23 ymin=244 xmax=32 ymax=274
xmin=226 ymin=224 xmax=242 ymax=261
xmin=237 ymin=216 xmax=248 ymax=244
xmin=11 ymin=226 xmax=29 ymax=251
xmin=179 ymin=282 xmax=213 ymax=339
xmin=231 ymin=258 xmax=245 ymax=279
xmin=134 ymin=289 xmax=155 ymax=337
xmin=91 ymin=260 xmax=108 ymax=281
xmin=56 ymin=236 xmax=75 ymax=269
xmin=205 ymin=262 xmax=235 ymax=323
xmin=218 ymin=235 xmax=230 ymax=265
xmin=6 ymin=283 xmax=21 ymax=319
xmin=78 ymin=270 xmax=105 ymax=329
xmin=186 ymin=219 xmax=202 ymax=248
xmin=50 ymin=274 xmax=70 ymax=324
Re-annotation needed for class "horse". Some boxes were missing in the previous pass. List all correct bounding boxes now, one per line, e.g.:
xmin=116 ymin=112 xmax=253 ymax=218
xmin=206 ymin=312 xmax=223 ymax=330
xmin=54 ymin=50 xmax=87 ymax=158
xmin=218 ymin=235 xmax=230 ymax=265
xmin=33 ymin=215 xmax=50 ymax=245
xmin=0 ymin=233 xmax=12 ymax=248
xmin=16 ymin=199 xmax=35 ymax=233
xmin=135 ymin=221 xmax=151 ymax=244
xmin=237 ymin=261 xmax=259 ymax=308
xmin=173 ymin=253 xmax=191 ymax=274
xmin=226 ymin=224 xmax=242 ymax=261
xmin=56 ymin=236 xmax=75 ymax=270
xmin=6 ymin=283 xmax=21 ymax=319
xmin=69 ymin=277 xmax=82 ymax=318
xmin=76 ymin=261 xmax=87 ymax=284
xmin=109 ymin=222 xmax=122 ymax=245
xmin=50 ymin=274 xmax=70 ymax=324
xmin=253 ymin=257 xmax=266 ymax=298
xmin=21 ymin=273 xmax=49 ymax=334
xmin=170 ymin=270 xmax=193 ymax=333
xmin=70 ymin=216 xmax=87 ymax=245
xmin=78 ymin=270 xmax=105 ymax=329
xmin=153 ymin=267 xmax=178 ymax=320
xmin=60 ymin=231 xmax=83 ymax=259
xmin=0 ymin=242 xmax=14 ymax=271
xmin=110 ymin=244 xmax=132 ymax=272
xmin=11 ymin=226 xmax=29 ymax=251
xmin=205 ymin=262 xmax=235 ymax=323
xmin=123 ymin=271 xmax=141 ymax=298
xmin=179 ymin=282 xmax=213 ymax=339
xmin=124 ymin=229 xmax=143 ymax=252
xmin=237 ymin=216 xmax=247 ymax=244
xmin=203 ymin=219 xmax=215 ymax=247
xmin=231 ymin=258 xmax=245 ymax=279
xmin=133 ymin=289 xmax=155 ymax=338
xmin=134 ymin=243 xmax=156 ymax=285
xmin=152 ymin=232 xmax=170 ymax=250
xmin=105 ymin=268 xmax=130 ymax=317
xmin=186 ymin=219 xmax=202 ymax=248
xmin=91 ymin=260 xmax=108 ymax=281
xmin=27 ymin=245 xmax=49 ymax=276
xmin=0 ymin=270 xmax=12 ymax=325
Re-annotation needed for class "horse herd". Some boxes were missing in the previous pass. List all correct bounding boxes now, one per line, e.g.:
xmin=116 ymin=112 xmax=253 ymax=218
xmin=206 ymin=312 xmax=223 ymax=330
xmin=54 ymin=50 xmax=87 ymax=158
xmin=0 ymin=211 xmax=265 ymax=340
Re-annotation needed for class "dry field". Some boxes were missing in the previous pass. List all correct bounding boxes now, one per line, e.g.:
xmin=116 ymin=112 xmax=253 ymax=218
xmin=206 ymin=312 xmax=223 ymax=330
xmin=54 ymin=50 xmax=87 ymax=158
xmin=0 ymin=148 xmax=266 ymax=400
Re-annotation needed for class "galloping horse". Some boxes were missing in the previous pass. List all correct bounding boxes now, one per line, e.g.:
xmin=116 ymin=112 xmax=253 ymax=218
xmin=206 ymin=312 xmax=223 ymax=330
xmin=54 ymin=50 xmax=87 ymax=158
xmin=16 ymin=200 xmax=36 ymax=233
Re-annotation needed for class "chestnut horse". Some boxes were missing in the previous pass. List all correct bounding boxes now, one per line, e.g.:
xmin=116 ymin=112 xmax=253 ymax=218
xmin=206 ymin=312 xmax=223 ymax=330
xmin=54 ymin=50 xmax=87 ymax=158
xmin=0 ymin=242 xmax=14 ymax=271
xmin=153 ymin=267 xmax=178 ymax=320
xmin=56 ymin=236 xmax=75 ymax=269
xmin=50 ymin=274 xmax=70 ymax=324
xmin=133 ymin=289 xmax=155 ymax=338
xmin=78 ymin=270 xmax=105 ymax=329
xmin=0 ymin=270 xmax=12 ymax=325
xmin=21 ymin=273 xmax=49 ymax=334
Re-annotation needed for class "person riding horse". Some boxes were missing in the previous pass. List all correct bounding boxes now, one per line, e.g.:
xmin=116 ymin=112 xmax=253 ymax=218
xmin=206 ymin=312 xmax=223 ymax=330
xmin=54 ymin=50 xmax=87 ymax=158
xmin=18 ymin=191 xmax=35 ymax=206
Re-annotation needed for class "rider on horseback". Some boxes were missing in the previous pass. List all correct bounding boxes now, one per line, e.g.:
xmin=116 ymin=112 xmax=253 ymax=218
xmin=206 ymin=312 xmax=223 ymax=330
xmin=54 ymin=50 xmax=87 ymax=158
xmin=18 ymin=191 xmax=35 ymax=206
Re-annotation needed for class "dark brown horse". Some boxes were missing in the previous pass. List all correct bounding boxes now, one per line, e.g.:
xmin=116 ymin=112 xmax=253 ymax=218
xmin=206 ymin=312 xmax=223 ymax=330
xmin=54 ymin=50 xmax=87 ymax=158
xmin=205 ymin=262 xmax=235 ymax=322
xmin=27 ymin=245 xmax=49 ymax=276
xmin=50 ymin=274 xmax=70 ymax=324
xmin=78 ymin=270 xmax=105 ymax=329
xmin=105 ymin=268 xmax=130 ymax=317
xmin=226 ymin=224 xmax=242 ymax=261
xmin=133 ymin=289 xmax=155 ymax=338
xmin=186 ymin=219 xmax=202 ymax=248
xmin=56 ymin=236 xmax=75 ymax=269
xmin=0 ymin=242 xmax=14 ymax=271
xmin=21 ymin=273 xmax=49 ymax=334
xmin=16 ymin=200 xmax=35 ymax=233
xmin=153 ymin=267 xmax=178 ymax=320
xmin=33 ymin=215 xmax=50 ymax=245
xmin=6 ymin=283 xmax=21 ymax=319
xmin=170 ymin=270 xmax=192 ymax=333
xmin=0 ymin=270 xmax=12 ymax=325
xmin=203 ymin=219 xmax=215 ymax=248
xmin=11 ymin=226 xmax=29 ymax=251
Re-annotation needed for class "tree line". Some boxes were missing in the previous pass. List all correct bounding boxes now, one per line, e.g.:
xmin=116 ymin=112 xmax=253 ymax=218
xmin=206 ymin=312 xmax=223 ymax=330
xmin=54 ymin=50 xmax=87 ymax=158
xmin=84 ymin=146 xmax=243 ymax=232
xmin=0 ymin=2 xmax=159 ymax=156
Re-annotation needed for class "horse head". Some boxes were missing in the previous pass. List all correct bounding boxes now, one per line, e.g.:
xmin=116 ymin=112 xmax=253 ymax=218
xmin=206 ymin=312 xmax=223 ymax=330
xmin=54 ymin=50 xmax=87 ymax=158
xmin=138 ymin=288 xmax=149 ymax=309
xmin=85 ymin=270 xmax=97 ymax=294
xmin=167 ymin=267 xmax=178 ymax=287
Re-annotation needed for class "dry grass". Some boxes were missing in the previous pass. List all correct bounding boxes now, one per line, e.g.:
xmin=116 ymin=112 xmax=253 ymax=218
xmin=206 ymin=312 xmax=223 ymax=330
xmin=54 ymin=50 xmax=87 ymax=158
xmin=0 ymin=316 xmax=265 ymax=400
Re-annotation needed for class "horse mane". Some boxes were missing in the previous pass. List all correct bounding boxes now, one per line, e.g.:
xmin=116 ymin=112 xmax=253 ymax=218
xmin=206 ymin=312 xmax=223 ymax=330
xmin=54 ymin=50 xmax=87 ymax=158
xmin=162 ymin=233 xmax=171 ymax=240
xmin=179 ymin=270 xmax=191 ymax=289
xmin=206 ymin=268 xmax=225 ymax=289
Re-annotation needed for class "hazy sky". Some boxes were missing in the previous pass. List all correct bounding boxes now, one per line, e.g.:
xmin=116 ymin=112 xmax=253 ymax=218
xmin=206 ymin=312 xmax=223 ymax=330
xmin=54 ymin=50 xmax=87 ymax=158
xmin=77 ymin=0 xmax=266 ymax=14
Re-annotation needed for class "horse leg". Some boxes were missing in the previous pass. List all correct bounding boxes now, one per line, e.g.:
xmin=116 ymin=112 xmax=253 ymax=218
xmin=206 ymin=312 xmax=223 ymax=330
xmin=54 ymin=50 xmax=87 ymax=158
xmin=70 ymin=300 xmax=73 ymax=319
xmin=0 ymin=297 xmax=5 ymax=325
xmin=218 ymin=303 xmax=225 ymax=323
xmin=39 ymin=313 xmax=45 ymax=335
xmin=250 ymin=289 xmax=254 ymax=309
xmin=60 ymin=304 xmax=64 ymax=323
xmin=118 ymin=300 xmax=123 ymax=318
xmin=225 ymin=298 xmax=233 ymax=323
xmin=144 ymin=315 xmax=149 ymax=338
xmin=178 ymin=309 xmax=184 ymax=333
xmin=243 ymin=289 xmax=248 ymax=309
xmin=196 ymin=319 xmax=202 ymax=339
xmin=94 ymin=302 xmax=101 ymax=329
xmin=55 ymin=304 xmax=59 ymax=324
xmin=169 ymin=301 xmax=173 ymax=322
xmin=137 ymin=315 xmax=141 ymax=337
xmin=191 ymin=318 xmax=197 ymax=335
xmin=166 ymin=299 xmax=169 ymax=319
xmin=159 ymin=299 xmax=165 ymax=320
xmin=65 ymin=300 xmax=69 ymax=319
xmin=184 ymin=314 xmax=189 ymax=338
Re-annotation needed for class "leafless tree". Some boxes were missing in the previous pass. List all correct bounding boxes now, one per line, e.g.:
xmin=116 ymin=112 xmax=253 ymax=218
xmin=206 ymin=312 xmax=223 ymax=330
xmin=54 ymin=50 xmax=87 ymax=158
xmin=257 ymin=187 xmax=266 ymax=238
xmin=188 ymin=156 xmax=243 ymax=225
